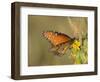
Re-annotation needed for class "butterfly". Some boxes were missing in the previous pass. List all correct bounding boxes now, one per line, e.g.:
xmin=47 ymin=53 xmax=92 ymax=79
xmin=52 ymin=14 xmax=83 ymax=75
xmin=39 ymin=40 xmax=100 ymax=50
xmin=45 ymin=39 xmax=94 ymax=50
xmin=42 ymin=31 xmax=75 ymax=56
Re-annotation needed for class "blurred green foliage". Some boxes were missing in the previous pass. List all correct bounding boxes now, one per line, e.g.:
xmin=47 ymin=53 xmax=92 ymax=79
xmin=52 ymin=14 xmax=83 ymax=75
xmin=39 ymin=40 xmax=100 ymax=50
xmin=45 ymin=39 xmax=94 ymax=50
xmin=70 ymin=33 xmax=88 ymax=64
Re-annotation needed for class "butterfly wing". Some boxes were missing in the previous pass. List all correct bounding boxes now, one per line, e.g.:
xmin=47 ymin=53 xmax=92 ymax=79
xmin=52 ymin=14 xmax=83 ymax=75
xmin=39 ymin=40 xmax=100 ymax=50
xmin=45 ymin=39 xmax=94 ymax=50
xmin=42 ymin=31 xmax=71 ymax=46
xmin=42 ymin=31 xmax=73 ymax=56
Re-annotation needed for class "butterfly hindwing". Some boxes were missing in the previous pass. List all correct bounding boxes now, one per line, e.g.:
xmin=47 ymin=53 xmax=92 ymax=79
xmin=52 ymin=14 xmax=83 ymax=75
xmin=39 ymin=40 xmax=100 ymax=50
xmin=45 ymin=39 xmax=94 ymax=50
xmin=50 ymin=41 xmax=72 ymax=56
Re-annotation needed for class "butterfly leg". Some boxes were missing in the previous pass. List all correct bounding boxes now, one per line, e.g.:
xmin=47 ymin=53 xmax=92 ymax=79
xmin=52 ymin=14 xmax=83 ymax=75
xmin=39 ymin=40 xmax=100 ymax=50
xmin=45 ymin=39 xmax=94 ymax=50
xmin=62 ymin=46 xmax=68 ymax=54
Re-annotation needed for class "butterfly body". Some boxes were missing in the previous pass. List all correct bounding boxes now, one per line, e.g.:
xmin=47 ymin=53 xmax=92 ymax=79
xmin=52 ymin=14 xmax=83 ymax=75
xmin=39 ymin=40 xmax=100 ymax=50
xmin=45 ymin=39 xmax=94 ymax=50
xmin=42 ymin=31 xmax=75 ymax=56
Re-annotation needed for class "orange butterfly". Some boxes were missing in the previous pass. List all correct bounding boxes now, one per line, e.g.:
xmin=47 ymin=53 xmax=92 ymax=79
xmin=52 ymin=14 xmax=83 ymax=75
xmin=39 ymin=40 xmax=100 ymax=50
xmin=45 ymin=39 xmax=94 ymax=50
xmin=42 ymin=31 xmax=75 ymax=56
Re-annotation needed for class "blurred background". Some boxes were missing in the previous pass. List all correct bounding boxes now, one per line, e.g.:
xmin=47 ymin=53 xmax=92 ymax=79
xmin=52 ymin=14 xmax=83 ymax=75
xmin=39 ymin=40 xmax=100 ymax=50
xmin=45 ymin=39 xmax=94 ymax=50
xmin=28 ymin=15 xmax=87 ymax=66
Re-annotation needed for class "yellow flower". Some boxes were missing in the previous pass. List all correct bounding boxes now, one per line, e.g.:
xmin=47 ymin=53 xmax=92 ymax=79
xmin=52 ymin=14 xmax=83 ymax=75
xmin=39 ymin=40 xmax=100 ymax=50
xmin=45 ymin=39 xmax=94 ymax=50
xmin=71 ymin=40 xmax=80 ymax=50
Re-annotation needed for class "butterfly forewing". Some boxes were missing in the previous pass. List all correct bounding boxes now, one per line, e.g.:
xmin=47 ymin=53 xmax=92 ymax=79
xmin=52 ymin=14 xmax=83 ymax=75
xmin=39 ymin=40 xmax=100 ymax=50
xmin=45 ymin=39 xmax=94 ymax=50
xmin=43 ymin=31 xmax=71 ymax=46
